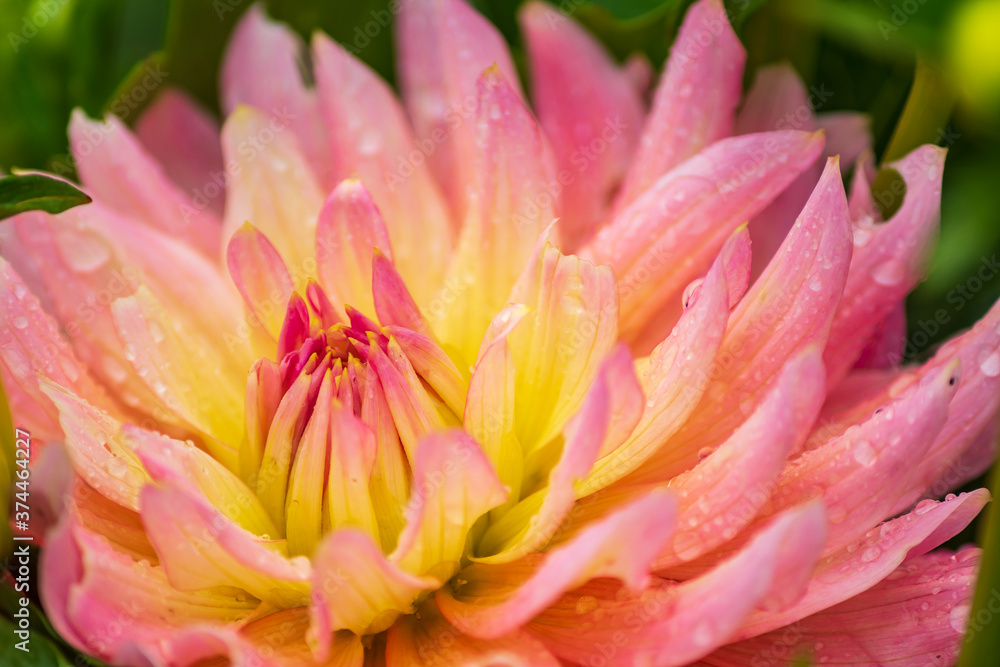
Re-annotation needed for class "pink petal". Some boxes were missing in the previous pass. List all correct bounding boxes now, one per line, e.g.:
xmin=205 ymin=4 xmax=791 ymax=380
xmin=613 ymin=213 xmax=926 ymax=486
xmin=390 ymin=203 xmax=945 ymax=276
xmin=438 ymin=489 xmax=679 ymax=639
xmin=40 ymin=512 xmax=258 ymax=663
xmin=309 ymin=528 xmax=436 ymax=658
xmin=817 ymin=111 xmax=872 ymax=170
xmin=387 ymin=600 xmax=560 ymax=667
xmin=770 ymin=362 xmax=959 ymax=556
xmin=847 ymin=149 xmax=879 ymax=222
xmin=366 ymin=338 xmax=452 ymax=462
xmin=526 ymin=503 xmax=827 ymax=667
xmin=734 ymin=489 xmax=989 ymax=639
xmin=140 ymin=479 xmax=311 ymax=607
xmin=221 ymin=5 xmax=330 ymax=185
xmin=854 ymin=300 xmax=907 ymax=369
xmin=311 ymin=33 xmax=453 ymax=305
xmin=396 ymin=0 xmax=522 ymax=223
xmin=519 ymin=1 xmax=644 ymax=248
xmin=0 ymin=259 xmax=116 ymax=436
xmin=578 ymin=230 xmax=730 ymax=494
xmin=390 ymin=430 xmax=508 ymax=579
xmin=135 ymin=87 xmax=225 ymax=216
xmin=614 ymin=0 xmax=746 ymax=213
xmin=586 ymin=130 xmax=825 ymax=349
xmin=226 ymin=223 xmax=294 ymax=344
xmin=645 ymin=157 xmax=852 ymax=478
xmin=825 ymin=144 xmax=946 ymax=385
xmin=734 ymin=64 xmax=825 ymax=280
xmin=372 ymin=251 xmax=435 ymax=340
xmin=706 ymin=550 xmax=979 ymax=667
xmin=384 ymin=326 xmax=466 ymax=417
xmin=654 ymin=348 xmax=826 ymax=569
xmin=68 ymin=111 xmax=221 ymax=257
xmin=435 ymin=67 xmax=559 ymax=365
xmin=315 ymin=179 xmax=394 ymax=320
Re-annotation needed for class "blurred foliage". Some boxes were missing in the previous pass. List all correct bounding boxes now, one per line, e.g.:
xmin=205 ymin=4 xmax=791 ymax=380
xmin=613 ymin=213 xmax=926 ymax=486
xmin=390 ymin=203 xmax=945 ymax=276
xmin=2 ymin=0 xmax=1000 ymax=664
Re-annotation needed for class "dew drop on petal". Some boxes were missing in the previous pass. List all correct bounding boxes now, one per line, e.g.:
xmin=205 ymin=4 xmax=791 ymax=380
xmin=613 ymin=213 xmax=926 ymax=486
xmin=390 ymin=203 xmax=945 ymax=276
xmin=852 ymin=440 xmax=876 ymax=466
xmin=860 ymin=546 xmax=880 ymax=563
xmin=12 ymin=283 xmax=26 ymax=299
xmin=11 ymin=316 xmax=27 ymax=330
xmin=807 ymin=274 xmax=823 ymax=292
xmin=949 ymin=604 xmax=970 ymax=634
xmin=977 ymin=349 xmax=1000 ymax=377
xmin=871 ymin=259 xmax=905 ymax=286
xmin=692 ymin=621 xmax=713 ymax=647
xmin=914 ymin=499 xmax=937 ymax=515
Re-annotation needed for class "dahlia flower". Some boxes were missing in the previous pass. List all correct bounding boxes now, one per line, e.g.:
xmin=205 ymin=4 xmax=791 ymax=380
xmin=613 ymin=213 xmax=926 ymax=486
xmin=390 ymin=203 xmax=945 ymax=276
xmin=1 ymin=0 xmax=997 ymax=664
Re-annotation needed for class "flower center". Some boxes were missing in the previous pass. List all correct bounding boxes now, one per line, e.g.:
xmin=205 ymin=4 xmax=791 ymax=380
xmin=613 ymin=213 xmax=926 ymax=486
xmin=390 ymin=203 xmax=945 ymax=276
xmin=242 ymin=285 xmax=462 ymax=559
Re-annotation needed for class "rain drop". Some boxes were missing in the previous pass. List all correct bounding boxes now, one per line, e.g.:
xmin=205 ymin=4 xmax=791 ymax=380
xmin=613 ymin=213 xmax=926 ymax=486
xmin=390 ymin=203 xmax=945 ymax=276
xmin=977 ymin=349 xmax=1000 ymax=378
xmin=852 ymin=440 xmax=876 ymax=466
xmin=11 ymin=316 xmax=27 ymax=330
xmin=949 ymin=604 xmax=970 ymax=634
xmin=860 ymin=546 xmax=880 ymax=563
xmin=870 ymin=260 xmax=905 ymax=287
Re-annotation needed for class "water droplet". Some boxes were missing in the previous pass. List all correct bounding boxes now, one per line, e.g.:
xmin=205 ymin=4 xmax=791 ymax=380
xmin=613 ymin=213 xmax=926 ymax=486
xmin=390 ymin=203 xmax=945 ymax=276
xmin=807 ymin=274 xmax=823 ymax=292
xmin=949 ymin=604 xmax=970 ymax=634
xmin=977 ymin=349 xmax=1000 ymax=377
xmin=871 ymin=260 xmax=905 ymax=286
xmin=57 ymin=230 xmax=112 ymax=273
xmin=697 ymin=447 xmax=713 ymax=462
xmin=692 ymin=621 xmax=713 ymax=646
xmin=914 ymin=499 xmax=937 ymax=515
xmin=860 ymin=546 xmax=880 ymax=563
xmin=123 ymin=344 xmax=137 ymax=362
xmin=852 ymin=225 xmax=873 ymax=247
xmin=106 ymin=458 xmax=127 ymax=479
xmin=12 ymin=283 xmax=26 ymax=299
xmin=852 ymin=440 xmax=876 ymax=466
xmin=357 ymin=128 xmax=382 ymax=156
xmin=11 ymin=316 xmax=27 ymax=330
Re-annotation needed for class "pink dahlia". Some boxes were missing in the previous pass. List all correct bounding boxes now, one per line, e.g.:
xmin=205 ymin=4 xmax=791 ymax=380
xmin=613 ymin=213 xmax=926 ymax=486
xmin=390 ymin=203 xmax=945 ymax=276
xmin=1 ymin=0 xmax=997 ymax=664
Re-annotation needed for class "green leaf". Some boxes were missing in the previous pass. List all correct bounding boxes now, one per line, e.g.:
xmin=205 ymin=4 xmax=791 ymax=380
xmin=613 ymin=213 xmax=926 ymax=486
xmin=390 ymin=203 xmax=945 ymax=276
xmin=0 ymin=175 xmax=91 ymax=221
xmin=0 ymin=615 xmax=73 ymax=666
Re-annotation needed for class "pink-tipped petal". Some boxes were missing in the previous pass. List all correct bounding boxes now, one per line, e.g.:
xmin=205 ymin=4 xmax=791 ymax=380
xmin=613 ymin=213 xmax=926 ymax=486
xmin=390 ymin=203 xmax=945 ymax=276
xmin=396 ymin=0 xmax=523 ymax=223
xmin=706 ymin=550 xmax=979 ymax=667
xmin=614 ymin=0 xmax=746 ymax=213
xmin=435 ymin=68 xmax=560 ymax=364
xmin=315 ymin=179 xmax=393 ymax=320
xmin=69 ymin=111 xmax=221 ymax=257
xmin=643 ymin=157 xmax=851 ymax=478
xmin=221 ymin=5 xmax=329 ymax=185
xmin=576 ymin=242 xmax=731 ymax=495
xmin=311 ymin=33 xmax=453 ymax=305
xmin=519 ymin=1 xmax=644 ymax=247
xmin=390 ymin=430 xmax=508 ymax=580
xmin=586 ymin=130 xmax=825 ymax=349
xmin=227 ymin=223 xmax=294 ymax=344
xmin=135 ymin=87 xmax=226 ymax=216
xmin=309 ymin=528 xmax=436 ymax=657
xmin=384 ymin=326 xmax=466 ymax=417
xmin=0 ymin=259 xmax=116 ymax=437
xmin=526 ymin=503 xmax=827 ymax=667
xmin=140 ymin=480 xmax=311 ymax=607
xmin=734 ymin=489 xmax=989 ymax=639
xmin=825 ymin=144 xmax=946 ymax=385
xmin=654 ymin=348 xmax=826 ymax=569
xmin=221 ymin=105 xmax=324 ymax=277
xmin=372 ymin=252 xmax=435 ymax=340
xmin=438 ymin=489 xmax=678 ymax=639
